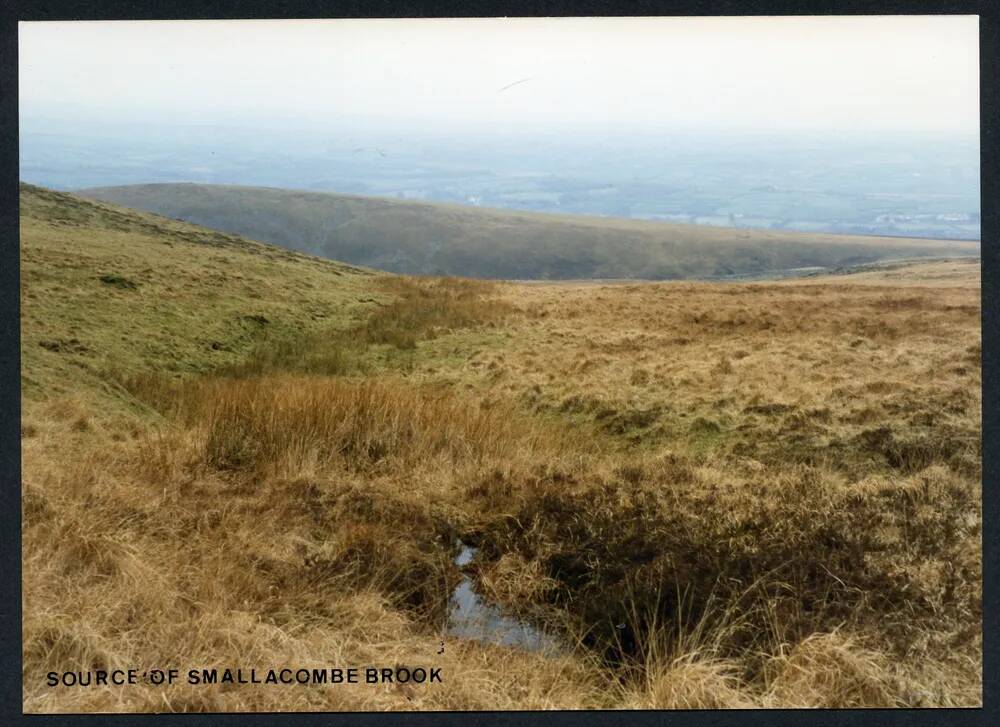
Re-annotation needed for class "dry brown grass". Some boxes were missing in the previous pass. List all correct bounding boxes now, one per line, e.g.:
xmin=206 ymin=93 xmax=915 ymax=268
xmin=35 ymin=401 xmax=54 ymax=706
xmin=763 ymin=632 xmax=900 ymax=708
xmin=21 ymin=381 xmax=610 ymax=711
xmin=22 ymin=252 xmax=981 ymax=711
xmin=626 ymin=654 xmax=755 ymax=709
xmin=128 ymin=374 xmax=556 ymax=476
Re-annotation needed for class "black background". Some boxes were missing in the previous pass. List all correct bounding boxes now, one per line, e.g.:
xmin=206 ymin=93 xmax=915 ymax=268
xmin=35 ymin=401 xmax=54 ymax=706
xmin=1 ymin=2 xmax=995 ymax=725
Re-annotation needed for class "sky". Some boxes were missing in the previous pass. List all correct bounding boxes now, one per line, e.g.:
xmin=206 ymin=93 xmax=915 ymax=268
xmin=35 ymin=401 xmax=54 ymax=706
xmin=19 ymin=16 xmax=979 ymax=138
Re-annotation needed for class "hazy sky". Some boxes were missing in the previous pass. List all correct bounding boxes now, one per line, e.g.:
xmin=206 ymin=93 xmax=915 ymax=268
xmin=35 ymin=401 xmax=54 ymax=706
xmin=19 ymin=16 xmax=979 ymax=137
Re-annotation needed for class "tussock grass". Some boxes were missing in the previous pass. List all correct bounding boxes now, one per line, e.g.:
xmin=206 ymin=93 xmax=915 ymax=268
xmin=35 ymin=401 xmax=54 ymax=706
xmin=21 ymin=186 xmax=981 ymax=711
xmin=128 ymin=374 xmax=557 ymax=475
xmin=356 ymin=277 xmax=514 ymax=350
xmin=763 ymin=632 xmax=899 ymax=708
xmin=202 ymin=276 xmax=513 ymax=377
xmin=468 ymin=461 xmax=979 ymax=673
xmin=626 ymin=654 xmax=754 ymax=709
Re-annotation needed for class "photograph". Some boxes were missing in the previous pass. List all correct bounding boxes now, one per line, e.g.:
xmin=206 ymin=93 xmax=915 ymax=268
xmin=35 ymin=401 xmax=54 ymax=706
xmin=17 ymin=14 xmax=982 ymax=712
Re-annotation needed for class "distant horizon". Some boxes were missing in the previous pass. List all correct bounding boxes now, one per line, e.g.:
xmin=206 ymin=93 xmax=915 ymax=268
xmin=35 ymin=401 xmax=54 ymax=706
xmin=19 ymin=119 xmax=981 ymax=243
xmin=18 ymin=17 xmax=981 ymax=243
xmin=20 ymin=111 xmax=983 ymax=145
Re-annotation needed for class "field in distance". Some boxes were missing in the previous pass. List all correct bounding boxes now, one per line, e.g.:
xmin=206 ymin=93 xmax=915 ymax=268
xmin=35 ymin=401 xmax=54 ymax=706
xmin=80 ymin=183 xmax=979 ymax=281
xmin=22 ymin=185 xmax=981 ymax=711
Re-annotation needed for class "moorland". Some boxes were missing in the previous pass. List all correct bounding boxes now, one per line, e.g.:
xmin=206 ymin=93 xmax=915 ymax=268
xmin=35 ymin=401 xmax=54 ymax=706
xmin=81 ymin=183 xmax=979 ymax=280
xmin=21 ymin=184 xmax=981 ymax=711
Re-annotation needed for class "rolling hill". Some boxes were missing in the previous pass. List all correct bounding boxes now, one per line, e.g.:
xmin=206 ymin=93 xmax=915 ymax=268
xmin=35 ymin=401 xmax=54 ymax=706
xmin=79 ymin=183 xmax=979 ymax=280
xmin=19 ymin=182 xmax=381 ymax=403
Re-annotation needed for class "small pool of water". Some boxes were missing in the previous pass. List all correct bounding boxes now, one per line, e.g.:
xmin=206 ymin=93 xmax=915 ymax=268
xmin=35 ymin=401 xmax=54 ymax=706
xmin=444 ymin=544 xmax=564 ymax=654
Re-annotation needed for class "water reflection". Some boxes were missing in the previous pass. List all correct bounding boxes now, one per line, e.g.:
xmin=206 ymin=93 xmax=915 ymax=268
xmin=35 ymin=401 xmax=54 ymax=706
xmin=445 ymin=544 xmax=564 ymax=654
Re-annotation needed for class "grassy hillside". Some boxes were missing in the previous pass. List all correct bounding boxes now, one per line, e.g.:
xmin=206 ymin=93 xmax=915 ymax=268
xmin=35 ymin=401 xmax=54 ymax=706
xmin=20 ymin=183 xmax=380 ymax=405
xmin=80 ymin=183 xmax=979 ymax=280
xmin=22 ymin=185 xmax=981 ymax=712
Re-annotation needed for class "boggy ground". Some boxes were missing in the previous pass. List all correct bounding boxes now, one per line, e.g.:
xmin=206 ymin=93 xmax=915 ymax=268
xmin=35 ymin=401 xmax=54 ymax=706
xmin=21 ymin=187 xmax=980 ymax=711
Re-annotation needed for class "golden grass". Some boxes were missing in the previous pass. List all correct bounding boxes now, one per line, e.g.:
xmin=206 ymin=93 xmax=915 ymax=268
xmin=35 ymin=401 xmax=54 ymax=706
xmin=626 ymin=654 xmax=755 ymax=709
xmin=22 ymin=387 xmax=608 ymax=712
xmin=127 ymin=374 xmax=560 ymax=476
xmin=21 ymin=187 xmax=981 ymax=711
xmin=763 ymin=632 xmax=900 ymax=708
xmin=24 ymin=360 xmax=979 ymax=710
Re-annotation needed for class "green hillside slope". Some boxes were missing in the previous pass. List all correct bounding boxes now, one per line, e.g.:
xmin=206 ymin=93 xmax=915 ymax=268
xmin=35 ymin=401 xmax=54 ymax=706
xmin=20 ymin=183 xmax=381 ymax=403
xmin=80 ymin=183 xmax=979 ymax=280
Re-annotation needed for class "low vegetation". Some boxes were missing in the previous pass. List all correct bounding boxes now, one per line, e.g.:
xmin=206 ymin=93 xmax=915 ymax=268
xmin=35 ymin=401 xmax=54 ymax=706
xmin=80 ymin=183 xmax=979 ymax=280
xmin=22 ymin=186 xmax=981 ymax=711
